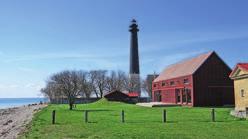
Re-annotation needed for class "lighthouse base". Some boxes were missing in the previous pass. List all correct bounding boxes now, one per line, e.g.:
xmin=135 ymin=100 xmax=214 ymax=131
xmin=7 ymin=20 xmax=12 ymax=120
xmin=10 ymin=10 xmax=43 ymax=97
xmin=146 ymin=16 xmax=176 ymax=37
xmin=129 ymin=73 xmax=141 ymax=96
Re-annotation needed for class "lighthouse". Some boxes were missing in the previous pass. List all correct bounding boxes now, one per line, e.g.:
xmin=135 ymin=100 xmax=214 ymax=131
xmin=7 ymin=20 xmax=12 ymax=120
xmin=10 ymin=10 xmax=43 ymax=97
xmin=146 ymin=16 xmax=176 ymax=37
xmin=129 ymin=19 xmax=141 ymax=96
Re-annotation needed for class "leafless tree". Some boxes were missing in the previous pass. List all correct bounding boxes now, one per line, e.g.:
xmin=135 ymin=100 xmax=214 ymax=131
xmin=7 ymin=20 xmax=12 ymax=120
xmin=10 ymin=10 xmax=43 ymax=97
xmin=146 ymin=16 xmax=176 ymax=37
xmin=42 ymin=70 xmax=90 ymax=110
xmin=77 ymin=71 xmax=93 ymax=99
xmin=89 ymin=70 xmax=107 ymax=98
xmin=41 ymin=81 xmax=62 ymax=103
xmin=106 ymin=70 xmax=129 ymax=92
xmin=142 ymin=74 xmax=158 ymax=98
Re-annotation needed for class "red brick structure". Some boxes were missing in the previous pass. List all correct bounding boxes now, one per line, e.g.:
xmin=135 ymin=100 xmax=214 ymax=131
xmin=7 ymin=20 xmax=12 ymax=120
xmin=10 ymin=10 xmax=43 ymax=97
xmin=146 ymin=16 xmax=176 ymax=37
xmin=152 ymin=51 xmax=234 ymax=106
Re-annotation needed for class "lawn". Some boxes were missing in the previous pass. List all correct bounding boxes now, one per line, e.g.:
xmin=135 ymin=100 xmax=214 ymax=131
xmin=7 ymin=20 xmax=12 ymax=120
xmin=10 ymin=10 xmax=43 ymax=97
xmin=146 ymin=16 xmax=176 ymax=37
xmin=20 ymin=99 xmax=248 ymax=139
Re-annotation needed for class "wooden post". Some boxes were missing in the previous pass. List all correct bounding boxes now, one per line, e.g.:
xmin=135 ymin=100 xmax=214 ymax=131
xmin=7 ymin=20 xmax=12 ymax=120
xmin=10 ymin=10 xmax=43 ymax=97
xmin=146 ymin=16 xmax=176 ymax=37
xmin=52 ymin=110 xmax=56 ymax=124
xmin=211 ymin=108 xmax=215 ymax=122
xmin=85 ymin=110 xmax=88 ymax=123
xmin=121 ymin=110 xmax=125 ymax=123
xmin=163 ymin=109 xmax=166 ymax=123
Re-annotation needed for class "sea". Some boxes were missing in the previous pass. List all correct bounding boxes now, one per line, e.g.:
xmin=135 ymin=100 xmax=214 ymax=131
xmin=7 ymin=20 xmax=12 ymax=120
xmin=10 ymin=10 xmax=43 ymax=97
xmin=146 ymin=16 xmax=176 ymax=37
xmin=0 ymin=98 xmax=48 ymax=109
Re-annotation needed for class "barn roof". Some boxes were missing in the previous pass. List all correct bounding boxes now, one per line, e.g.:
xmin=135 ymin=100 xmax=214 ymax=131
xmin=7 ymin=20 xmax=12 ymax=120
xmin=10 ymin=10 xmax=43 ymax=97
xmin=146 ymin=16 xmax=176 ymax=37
xmin=154 ymin=51 xmax=214 ymax=82
xmin=104 ymin=90 xmax=129 ymax=97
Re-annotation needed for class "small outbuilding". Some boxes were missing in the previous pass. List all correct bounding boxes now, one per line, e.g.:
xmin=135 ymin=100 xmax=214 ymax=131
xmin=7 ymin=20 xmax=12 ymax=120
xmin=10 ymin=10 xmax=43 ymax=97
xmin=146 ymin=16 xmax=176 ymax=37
xmin=104 ymin=90 xmax=130 ymax=103
xmin=230 ymin=63 xmax=248 ymax=113
xmin=104 ymin=90 xmax=139 ymax=103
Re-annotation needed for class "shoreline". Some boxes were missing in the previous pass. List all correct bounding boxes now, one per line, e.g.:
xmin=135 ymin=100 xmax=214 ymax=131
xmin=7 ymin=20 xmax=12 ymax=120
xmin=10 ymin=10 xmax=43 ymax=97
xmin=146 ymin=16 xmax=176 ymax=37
xmin=0 ymin=104 xmax=47 ymax=139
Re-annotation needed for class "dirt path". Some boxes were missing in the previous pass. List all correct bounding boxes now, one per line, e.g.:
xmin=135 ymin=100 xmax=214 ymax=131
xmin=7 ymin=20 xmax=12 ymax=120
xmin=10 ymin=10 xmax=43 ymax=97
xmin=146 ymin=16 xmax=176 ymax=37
xmin=0 ymin=104 xmax=47 ymax=139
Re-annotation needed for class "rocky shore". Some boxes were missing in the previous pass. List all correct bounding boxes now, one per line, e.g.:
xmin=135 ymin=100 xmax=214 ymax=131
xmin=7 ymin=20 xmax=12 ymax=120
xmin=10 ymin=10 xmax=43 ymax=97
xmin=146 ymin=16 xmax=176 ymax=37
xmin=0 ymin=104 xmax=47 ymax=139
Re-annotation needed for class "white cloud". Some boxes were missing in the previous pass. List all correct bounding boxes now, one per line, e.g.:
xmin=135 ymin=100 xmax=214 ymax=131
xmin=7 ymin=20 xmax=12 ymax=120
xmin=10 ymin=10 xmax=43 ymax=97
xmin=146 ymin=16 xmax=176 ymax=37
xmin=0 ymin=83 xmax=44 ymax=98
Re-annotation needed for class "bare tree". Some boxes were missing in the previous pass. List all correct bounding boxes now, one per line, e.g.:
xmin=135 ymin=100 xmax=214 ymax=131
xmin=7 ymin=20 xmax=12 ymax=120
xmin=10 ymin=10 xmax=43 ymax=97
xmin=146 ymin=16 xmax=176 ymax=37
xmin=79 ymin=71 xmax=93 ymax=99
xmin=88 ymin=70 xmax=98 ymax=98
xmin=48 ymin=70 xmax=88 ymax=110
xmin=142 ymin=74 xmax=158 ymax=98
xmin=89 ymin=70 xmax=107 ymax=98
xmin=106 ymin=70 xmax=129 ymax=92
xmin=41 ymin=81 xmax=62 ymax=103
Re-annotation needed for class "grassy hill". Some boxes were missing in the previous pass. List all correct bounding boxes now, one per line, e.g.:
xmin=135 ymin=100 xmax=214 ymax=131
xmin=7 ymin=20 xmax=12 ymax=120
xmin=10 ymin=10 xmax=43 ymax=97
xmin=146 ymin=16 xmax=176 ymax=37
xmin=20 ymin=99 xmax=248 ymax=139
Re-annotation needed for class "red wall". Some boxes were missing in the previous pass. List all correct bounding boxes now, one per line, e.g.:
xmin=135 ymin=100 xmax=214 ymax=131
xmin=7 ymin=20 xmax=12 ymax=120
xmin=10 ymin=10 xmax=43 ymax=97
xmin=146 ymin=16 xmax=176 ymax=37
xmin=152 ymin=75 xmax=193 ymax=105
xmin=161 ymin=89 xmax=176 ymax=103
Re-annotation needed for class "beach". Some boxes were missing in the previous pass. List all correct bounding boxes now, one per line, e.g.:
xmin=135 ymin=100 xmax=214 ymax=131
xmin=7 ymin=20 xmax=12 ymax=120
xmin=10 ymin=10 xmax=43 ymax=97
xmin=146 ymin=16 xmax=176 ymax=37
xmin=0 ymin=104 xmax=47 ymax=139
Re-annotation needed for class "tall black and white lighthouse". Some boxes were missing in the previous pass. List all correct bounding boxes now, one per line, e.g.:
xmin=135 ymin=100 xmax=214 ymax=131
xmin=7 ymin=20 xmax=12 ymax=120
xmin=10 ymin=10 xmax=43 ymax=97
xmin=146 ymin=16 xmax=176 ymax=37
xmin=129 ymin=19 xmax=141 ymax=96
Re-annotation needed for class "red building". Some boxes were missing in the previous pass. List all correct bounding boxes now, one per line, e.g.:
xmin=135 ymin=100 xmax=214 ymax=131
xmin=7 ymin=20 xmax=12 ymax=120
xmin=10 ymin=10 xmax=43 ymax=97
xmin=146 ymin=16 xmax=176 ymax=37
xmin=152 ymin=51 xmax=234 ymax=106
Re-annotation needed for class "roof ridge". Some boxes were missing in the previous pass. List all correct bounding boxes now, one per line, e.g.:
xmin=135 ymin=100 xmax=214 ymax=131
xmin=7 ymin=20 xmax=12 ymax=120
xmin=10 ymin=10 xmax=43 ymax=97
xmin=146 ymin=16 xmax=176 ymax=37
xmin=238 ymin=63 xmax=248 ymax=65
xmin=165 ymin=51 xmax=214 ymax=69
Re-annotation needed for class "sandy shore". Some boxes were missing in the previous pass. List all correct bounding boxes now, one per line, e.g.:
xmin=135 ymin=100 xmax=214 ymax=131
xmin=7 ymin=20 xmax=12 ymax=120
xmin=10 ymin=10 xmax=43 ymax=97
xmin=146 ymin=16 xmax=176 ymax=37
xmin=0 ymin=104 xmax=47 ymax=139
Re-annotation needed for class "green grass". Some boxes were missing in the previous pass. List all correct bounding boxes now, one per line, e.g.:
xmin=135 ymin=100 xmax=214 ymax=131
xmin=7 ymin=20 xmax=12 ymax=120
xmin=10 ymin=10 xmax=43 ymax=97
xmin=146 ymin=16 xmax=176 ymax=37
xmin=20 ymin=99 xmax=248 ymax=139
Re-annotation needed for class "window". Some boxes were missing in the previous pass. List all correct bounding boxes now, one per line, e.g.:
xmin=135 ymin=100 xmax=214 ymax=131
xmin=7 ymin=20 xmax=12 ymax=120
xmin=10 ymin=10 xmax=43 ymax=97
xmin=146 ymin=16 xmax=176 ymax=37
xmin=162 ymin=81 xmax=166 ymax=86
xmin=182 ymin=92 xmax=187 ymax=103
xmin=186 ymin=89 xmax=192 ymax=103
xmin=153 ymin=84 xmax=157 ymax=87
xmin=183 ymin=78 xmax=189 ymax=84
xmin=176 ymin=89 xmax=181 ymax=103
xmin=170 ymin=81 xmax=175 ymax=86
xmin=241 ymin=89 xmax=245 ymax=97
xmin=154 ymin=91 xmax=161 ymax=102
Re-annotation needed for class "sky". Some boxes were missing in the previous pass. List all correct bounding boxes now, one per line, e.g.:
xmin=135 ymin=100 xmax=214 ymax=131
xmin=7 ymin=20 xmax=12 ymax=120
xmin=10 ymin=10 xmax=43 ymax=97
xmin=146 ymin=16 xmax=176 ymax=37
xmin=0 ymin=0 xmax=248 ymax=98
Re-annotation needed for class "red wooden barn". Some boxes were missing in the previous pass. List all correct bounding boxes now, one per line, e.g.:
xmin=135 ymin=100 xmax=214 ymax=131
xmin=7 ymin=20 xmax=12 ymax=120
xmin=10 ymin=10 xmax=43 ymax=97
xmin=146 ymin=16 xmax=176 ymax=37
xmin=152 ymin=51 xmax=234 ymax=106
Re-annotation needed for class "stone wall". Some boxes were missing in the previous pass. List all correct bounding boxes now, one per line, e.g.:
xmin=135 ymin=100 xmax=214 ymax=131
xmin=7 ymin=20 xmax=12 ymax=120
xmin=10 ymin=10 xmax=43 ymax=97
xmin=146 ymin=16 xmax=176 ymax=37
xmin=230 ymin=109 xmax=248 ymax=118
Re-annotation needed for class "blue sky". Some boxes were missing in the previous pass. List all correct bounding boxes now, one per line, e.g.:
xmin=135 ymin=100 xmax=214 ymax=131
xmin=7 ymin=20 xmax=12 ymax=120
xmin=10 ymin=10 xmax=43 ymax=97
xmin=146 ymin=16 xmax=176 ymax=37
xmin=0 ymin=0 xmax=248 ymax=97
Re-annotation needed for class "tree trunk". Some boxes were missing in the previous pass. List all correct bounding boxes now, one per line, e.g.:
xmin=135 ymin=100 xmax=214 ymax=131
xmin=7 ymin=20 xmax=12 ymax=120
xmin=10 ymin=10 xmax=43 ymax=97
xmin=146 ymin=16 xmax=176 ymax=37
xmin=94 ymin=91 xmax=99 ymax=98
xmin=69 ymin=103 xmax=73 ymax=110
xmin=69 ymin=97 xmax=74 ymax=110
xmin=99 ymin=87 xmax=103 ymax=98
xmin=100 ymin=90 xmax=103 ymax=98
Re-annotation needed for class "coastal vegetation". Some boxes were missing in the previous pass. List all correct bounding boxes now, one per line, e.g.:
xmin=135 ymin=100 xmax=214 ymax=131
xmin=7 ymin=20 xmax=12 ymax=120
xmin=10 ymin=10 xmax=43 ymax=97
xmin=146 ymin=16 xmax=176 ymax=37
xmin=20 ymin=99 xmax=248 ymax=139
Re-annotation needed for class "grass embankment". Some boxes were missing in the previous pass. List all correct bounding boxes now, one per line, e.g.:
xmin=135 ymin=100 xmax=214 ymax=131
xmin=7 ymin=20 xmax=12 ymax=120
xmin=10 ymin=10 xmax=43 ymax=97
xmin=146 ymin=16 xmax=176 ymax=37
xmin=20 ymin=99 xmax=248 ymax=139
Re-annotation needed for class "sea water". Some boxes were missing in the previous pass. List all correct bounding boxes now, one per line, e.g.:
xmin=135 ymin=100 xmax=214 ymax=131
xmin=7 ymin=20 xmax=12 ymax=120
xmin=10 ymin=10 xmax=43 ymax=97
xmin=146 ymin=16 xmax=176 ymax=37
xmin=0 ymin=98 xmax=48 ymax=109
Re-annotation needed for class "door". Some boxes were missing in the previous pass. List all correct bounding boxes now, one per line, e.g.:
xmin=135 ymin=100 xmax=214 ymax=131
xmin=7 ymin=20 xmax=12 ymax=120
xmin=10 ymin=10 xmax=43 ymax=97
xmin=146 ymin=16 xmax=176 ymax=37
xmin=154 ymin=91 xmax=162 ymax=102
xmin=175 ymin=89 xmax=181 ymax=103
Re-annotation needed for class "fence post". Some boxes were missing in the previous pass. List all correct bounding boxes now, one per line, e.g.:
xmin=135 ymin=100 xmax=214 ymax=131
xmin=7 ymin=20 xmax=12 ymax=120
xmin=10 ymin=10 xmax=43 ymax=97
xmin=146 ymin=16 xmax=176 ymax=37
xmin=85 ymin=110 xmax=88 ymax=123
xmin=211 ymin=108 xmax=215 ymax=122
xmin=52 ymin=110 xmax=56 ymax=124
xmin=121 ymin=110 xmax=125 ymax=123
xmin=163 ymin=109 xmax=166 ymax=123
